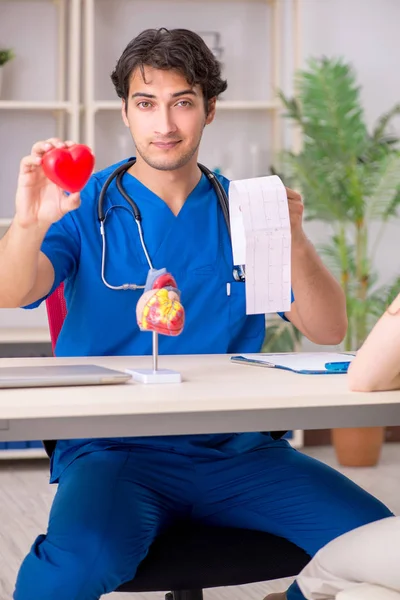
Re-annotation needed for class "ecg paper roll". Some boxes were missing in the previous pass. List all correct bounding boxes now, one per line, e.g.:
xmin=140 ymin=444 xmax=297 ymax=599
xmin=229 ymin=176 xmax=292 ymax=315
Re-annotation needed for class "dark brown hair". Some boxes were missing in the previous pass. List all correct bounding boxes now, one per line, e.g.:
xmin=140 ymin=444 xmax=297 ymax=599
xmin=111 ymin=28 xmax=227 ymax=113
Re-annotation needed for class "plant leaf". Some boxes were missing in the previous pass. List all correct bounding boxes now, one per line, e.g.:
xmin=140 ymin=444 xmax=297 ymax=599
xmin=364 ymin=153 xmax=400 ymax=220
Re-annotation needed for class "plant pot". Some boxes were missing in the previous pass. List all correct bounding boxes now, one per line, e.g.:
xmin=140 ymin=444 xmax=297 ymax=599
xmin=332 ymin=427 xmax=385 ymax=467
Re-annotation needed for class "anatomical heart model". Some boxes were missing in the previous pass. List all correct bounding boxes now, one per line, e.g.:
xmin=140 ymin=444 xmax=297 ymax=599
xmin=136 ymin=268 xmax=185 ymax=336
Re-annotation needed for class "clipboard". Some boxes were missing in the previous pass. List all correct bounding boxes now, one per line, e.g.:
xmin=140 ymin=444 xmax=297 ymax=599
xmin=230 ymin=352 xmax=355 ymax=374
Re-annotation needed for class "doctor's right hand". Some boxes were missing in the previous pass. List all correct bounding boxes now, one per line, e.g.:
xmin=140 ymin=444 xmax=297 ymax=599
xmin=15 ymin=138 xmax=81 ymax=229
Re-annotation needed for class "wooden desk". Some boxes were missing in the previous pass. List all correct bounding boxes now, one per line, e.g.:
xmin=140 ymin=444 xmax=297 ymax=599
xmin=0 ymin=354 xmax=399 ymax=442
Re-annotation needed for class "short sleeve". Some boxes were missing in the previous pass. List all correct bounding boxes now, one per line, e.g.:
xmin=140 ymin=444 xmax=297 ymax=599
xmin=22 ymin=211 xmax=81 ymax=309
xmin=277 ymin=288 xmax=295 ymax=322
xmin=23 ymin=175 xmax=103 ymax=310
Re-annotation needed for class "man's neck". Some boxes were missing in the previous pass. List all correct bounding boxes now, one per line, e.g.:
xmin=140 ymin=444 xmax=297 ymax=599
xmin=129 ymin=158 xmax=202 ymax=216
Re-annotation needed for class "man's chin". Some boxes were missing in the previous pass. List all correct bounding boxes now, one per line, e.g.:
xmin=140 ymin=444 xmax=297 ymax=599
xmin=144 ymin=156 xmax=194 ymax=172
xmin=135 ymin=141 xmax=200 ymax=172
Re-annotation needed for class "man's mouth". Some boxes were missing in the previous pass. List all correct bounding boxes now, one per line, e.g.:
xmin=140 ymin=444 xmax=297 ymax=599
xmin=152 ymin=141 xmax=181 ymax=149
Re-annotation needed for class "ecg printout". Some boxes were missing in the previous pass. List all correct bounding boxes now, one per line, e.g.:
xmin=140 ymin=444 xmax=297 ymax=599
xmin=229 ymin=176 xmax=292 ymax=315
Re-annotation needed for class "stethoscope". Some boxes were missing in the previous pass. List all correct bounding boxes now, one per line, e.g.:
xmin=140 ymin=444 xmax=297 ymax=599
xmin=97 ymin=157 xmax=246 ymax=291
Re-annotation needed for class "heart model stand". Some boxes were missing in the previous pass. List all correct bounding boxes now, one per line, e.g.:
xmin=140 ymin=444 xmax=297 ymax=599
xmin=129 ymin=331 xmax=182 ymax=384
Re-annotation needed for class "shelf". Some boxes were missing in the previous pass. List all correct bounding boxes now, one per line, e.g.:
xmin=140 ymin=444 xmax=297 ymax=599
xmin=0 ymin=218 xmax=11 ymax=228
xmin=137 ymin=0 xmax=277 ymax=3
xmin=0 ymin=0 xmax=273 ymax=1
xmin=218 ymin=100 xmax=279 ymax=110
xmin=0 ymin=328 xmax=51 ymax=344
xmin=93 ymin=100 xmax=279 ymax=112
xmin=0 ymin=101 xmax=73 ymax=111
xmin=83 ymin=0 xmax=276 ymax=3
xmin=0 ymin=448 xmax=47 ymax=460
xmin=0 ymin=0 xmax=56 ymax=3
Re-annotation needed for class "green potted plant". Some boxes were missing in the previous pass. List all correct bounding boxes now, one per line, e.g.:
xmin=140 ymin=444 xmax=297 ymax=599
xmin=277 ymin=57 xmax=400 ymax=466
xmin=262 ymin=315 xmax=302 ymax=353
xmin=0 ymin=48 xmax=15 ymax=98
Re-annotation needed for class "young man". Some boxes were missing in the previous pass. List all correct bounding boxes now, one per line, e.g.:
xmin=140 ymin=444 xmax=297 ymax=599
xmin=0 ymin=28 xmax=391 ymax=600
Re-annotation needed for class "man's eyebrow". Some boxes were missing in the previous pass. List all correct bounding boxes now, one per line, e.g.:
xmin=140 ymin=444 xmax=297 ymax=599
xmin=171 ymin=89 xmax=198 ymax=98
xmin=131 ymin=92 xmax=156 ymax=99
xmin=131 ymin=89 xmax=198 ymax=99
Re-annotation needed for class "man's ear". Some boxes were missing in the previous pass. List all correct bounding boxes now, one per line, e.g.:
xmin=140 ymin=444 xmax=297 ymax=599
xmin=121 ymin=100 xmax=129 ymax=127
xmin=205 ymin=97 xmax=217 ymax=125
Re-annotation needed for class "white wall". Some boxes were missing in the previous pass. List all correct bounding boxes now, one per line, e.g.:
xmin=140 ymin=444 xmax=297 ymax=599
xmin=299 ymin=0 xmax=400 ymax=290
xmin=301 ymin=0 xmax=400 ymax=131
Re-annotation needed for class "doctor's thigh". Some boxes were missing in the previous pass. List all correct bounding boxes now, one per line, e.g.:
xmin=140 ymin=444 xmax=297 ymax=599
xmin=297 ymin=516 xmax=400 ymax=600
xmin=193 ymin=443 xmax=392 ymax=600
xmin=13 ymin=448 xmax=192 ymax=600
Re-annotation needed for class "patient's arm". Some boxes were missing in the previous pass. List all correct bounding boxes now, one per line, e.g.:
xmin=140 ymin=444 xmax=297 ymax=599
xmin=348 ymin=292 xmax=400 ymax=391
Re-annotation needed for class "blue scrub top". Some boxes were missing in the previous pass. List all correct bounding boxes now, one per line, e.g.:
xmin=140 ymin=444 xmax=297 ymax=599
xmin=26 ymin=159 xmax=292 ymax=482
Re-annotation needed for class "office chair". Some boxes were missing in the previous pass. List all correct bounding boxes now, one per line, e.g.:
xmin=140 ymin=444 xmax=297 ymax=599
xmin=44 ymin=283 xmax=310 ymax=600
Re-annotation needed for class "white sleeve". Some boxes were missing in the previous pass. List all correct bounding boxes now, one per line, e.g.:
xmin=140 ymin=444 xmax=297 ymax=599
xmin=297 ymin=517 xmax=400 ymax=600
xmin=337 ymin=583 xmax=400 ymax=600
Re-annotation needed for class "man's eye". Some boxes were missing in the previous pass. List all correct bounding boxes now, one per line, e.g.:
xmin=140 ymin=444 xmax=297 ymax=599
xmin=177 ymin=100 xmax=192 ymax=107
xmin=138 ymin=102 xmax=152 ymax=109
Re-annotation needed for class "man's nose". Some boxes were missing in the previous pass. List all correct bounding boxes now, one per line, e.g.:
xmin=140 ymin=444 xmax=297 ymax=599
xmin=154 ymin=106 xmax=178 ymax=136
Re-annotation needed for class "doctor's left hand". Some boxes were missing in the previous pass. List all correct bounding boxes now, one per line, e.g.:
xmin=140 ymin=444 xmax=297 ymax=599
xmin=285 ymin=187 xmax=304 ymax=241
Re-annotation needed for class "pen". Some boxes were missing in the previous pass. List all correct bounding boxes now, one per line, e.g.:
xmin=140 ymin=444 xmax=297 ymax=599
xmin=325 ymin=361 xmax=351 ymax=372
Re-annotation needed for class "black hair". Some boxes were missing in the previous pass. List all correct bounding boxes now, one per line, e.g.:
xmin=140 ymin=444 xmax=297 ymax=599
xmin=111 ymin=28 xmax=227 ymax=113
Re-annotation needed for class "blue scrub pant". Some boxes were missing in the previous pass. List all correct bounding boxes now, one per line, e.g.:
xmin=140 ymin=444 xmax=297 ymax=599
xmin=14 ymin=444 xmax=392 ymax=600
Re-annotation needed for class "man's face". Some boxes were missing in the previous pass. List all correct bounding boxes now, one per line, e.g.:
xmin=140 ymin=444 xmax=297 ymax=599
xmin=122 ymin=66 xmax=215 ymax=171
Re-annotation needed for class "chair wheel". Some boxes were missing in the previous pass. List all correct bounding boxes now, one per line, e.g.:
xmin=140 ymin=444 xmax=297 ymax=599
xmin=165 ymin=594 xmax=173 ymax=600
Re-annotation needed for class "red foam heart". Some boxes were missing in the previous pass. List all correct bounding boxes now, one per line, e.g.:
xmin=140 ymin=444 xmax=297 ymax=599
xmin=42 ymin=144 xmax=95 ymax=193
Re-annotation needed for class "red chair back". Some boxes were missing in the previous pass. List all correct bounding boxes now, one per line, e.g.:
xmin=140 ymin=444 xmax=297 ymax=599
xmin=45 ymin=283 xmax=67 ymax=354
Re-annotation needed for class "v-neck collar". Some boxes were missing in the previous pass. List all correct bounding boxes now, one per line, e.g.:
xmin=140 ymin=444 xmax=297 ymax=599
xmin=122 ymin=166 xmax=209 ymax=219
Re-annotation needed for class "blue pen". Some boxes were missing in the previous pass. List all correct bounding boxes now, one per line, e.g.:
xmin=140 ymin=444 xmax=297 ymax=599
xmin=325 ymin=361 xmax=351 ymax=373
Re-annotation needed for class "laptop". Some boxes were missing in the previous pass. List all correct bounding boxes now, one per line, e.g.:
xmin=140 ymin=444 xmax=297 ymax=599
xmin=0 ymin=364 xmax=132 ymax=389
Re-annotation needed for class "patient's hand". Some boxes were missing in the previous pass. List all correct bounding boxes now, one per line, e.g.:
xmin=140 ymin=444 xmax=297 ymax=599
xmin=136 ymin=270 xmax=185 ymax=336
